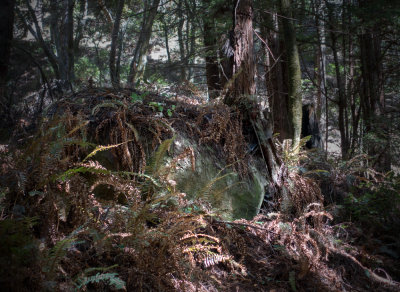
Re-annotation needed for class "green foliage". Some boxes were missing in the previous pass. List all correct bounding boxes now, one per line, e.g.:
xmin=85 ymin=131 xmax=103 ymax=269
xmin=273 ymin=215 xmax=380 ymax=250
xmin=343 ymin=174 xmax=400 ymax=227
xmin=167 ymin=105 xmax=176 ymax=117
xmin=149 ymin=101 xmax=164 ymax=112
xmin=82 ymin=140 xmax=133 ymax=162
xmin=75 ymin=272 xmax=126 ymax=290
xmin=57 ymin=164 xmax=161 ymax=187
xmin=130 ymin=91 xmax=150 ymax=104
xmin=148 ymin=102 xmax=176 ymax=117
xmin=146 ymin=136 xmax=174 ymax=176
xmin=342 ymin=173 xmax=400 ymax=238
xmin=75 ymin=56 xmax=100 ymax=84
xmin=43 ymin=237 xmax=79 ymax=279
xmin=0 ymin=217 xmax=38 ymax=264
xmin=279 ymin=135 xmax=311 ymax=169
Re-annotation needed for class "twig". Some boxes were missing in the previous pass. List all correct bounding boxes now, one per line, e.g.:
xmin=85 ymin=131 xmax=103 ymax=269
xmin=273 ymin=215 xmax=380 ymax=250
xmin=254 ymin=29 xmax=276 ymax=62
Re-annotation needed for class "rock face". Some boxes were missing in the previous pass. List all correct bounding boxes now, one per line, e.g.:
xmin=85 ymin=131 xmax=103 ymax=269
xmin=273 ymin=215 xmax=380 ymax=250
xmin=171 ymin=134 xmax=268 ymax=220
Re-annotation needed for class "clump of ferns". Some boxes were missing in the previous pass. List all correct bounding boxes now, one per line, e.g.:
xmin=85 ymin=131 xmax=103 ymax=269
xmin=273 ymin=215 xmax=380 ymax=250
xmin=17 ymin=110 xmax=91 ymax=190
xmin=74 ymin=265 xmax=126 ymax=291
xmin=276 ymin=135 xmax=311 ymax=170
xmin=92 ymin=101 xmax=175 ymax=174
xmin=180 ymin=232 xmax=246 ymax=275
xmin=56 ymin=135 xmax=196 ymax=230
xmin=40 ymin=224 xmax=87 ymax=287
xmin=195 ymin=105 xmax=248 ymax=176
xmin=263 ymin=203 xmax=333 ymax=280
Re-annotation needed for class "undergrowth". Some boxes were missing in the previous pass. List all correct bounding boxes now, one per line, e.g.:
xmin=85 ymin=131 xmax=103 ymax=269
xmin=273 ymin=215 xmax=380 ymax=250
xmin=1 ymin=88 xmax=399 ymax=291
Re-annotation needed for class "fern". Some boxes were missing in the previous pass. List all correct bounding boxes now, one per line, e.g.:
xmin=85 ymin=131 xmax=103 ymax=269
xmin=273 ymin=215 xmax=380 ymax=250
xmin=43 ymin=237 xmax=79 ymax=278
xmin=280 ymin=135 xmax=311 ymax=167
xmin=146 ymin=136 xmax=175 ymax=176
xmin=75 ymin=272 xmax=126 ymax=290
xmin=57 ymin=164 xmax=161 ymax=187
xmin=43 ymin=224 xmax=88 ymax=279
xmin=196 ymin=169 xmax=235 ymax=200
xmin=202 ymin=252 xmax=230 ymax=268
xmin=83 ymin=264 xmax=119 ymax=274
xmin=82 ymin=140 xmax=133 ymax=162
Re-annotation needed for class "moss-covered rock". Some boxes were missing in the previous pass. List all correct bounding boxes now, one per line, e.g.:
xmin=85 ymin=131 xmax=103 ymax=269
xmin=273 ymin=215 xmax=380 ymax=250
xmin=171 ymin=135 xmax=267 ymax=220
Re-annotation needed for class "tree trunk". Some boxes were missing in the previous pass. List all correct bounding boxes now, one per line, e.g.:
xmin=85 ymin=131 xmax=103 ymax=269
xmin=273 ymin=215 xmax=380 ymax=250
xmin=109 ymin=0 xmax=124 ymax=88
xmin=177 ymin=0 xmax=187 ymax=80
xmin=65 ymin=0 xmax=75 ymax=84
xmin=327 ymin=1 xmax=349 ymax=159
xmin=280 ymin=0 xmax=303 ymax=151
xmin=49 ymin=0 xmax=75 ymax=85
xmin=224 ymin=0 xmax=281 ymax=188
xmin=186 ymin=0 xmax=196 ymax=80
xmin=21 ymin=0 xmax=60 ymax=79
xmin=127 ymin=0 xmax=160 ymax=87
xmin=262 ymin=2 xmax=290 ymax=141
xmin=203 ymin=0 xmax=221 ymax=99
xmin=161 ymin=14 xmax=171 ymax=64
xmin=359 ymin=26 xmax=389 ymax=171
xmin=223 ymin=0 xmax=255 ymax=105
xmin=74 ymin=0 xmax=89 ymax=55
xmin=0 ymin=0 xmax=15 ymax=105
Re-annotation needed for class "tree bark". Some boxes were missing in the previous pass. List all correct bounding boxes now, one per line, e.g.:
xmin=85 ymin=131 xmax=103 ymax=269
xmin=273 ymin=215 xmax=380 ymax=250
xmin=109 ymin=0 xmax=124 ymax=88
xmin=327 ymin=1 xmax=350 ymax=159
xmin=223 ymin=0 xmax=255 ymax=105
xmin=280 ymin=0 xmax=303 ymax=151
xmin=161 ymin=14 xmax=171 ymax=64
xmin=313 ymin=0 xmax=328 ymax=155
xmin=127 ymin=0 xmax=160 ymax=87
xmin=224 ymin=0 xmax=281 ymax=187
xmin=65 ymin=0 xmax=75 ymax=84
xmin=359 ymin=25 xmax=389 ymax=171
xmin=21 ymin=0 xmax=60 ymax=79
xmin=0 ymin=0 xmax=15 ymax=105
xmin=261 ymin=2 xmax=290 ymax=141
xmin=203 ymin=0 xmax=221 ymax=99
xmin=177 ymin=0 xmax=187 ymax=80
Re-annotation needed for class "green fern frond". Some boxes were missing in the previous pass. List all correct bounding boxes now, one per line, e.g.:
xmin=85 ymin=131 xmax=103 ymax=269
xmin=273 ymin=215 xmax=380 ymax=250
xmin=57 ymin=166 xmax=111 ymax=181
xmin=197 ymin=172 xmax=235 ymax=199
xmin=43 ymin=237 xmax=78 ymax=278
xmin=62 ymin=139 xmax=95 ymax=149
xmin=83 ymin=140 xmax=133 ymax=162
xmin=125 ymin=122 xmax=140 ymax=142
xmin=67 ymin=120 xmax=90 ymax=136
xmin=83 ymin=264 xmax=119 ymax=274
xmin=57 ymin=165 xmax=161 ymax=187
xmin=76 ymin=272 xmax=126 ymax=290
xmin=147 ymin=136 xmax=175 ymax=175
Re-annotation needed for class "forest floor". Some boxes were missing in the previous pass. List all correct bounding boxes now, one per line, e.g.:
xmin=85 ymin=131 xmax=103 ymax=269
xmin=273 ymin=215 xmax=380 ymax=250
xmin=1 ymin=86 xmax=400 ymax=291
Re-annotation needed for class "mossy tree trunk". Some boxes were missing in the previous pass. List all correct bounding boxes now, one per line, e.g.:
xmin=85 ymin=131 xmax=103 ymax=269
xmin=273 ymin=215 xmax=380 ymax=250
xmin=280 ymin=0 xmax=303 ymax=152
